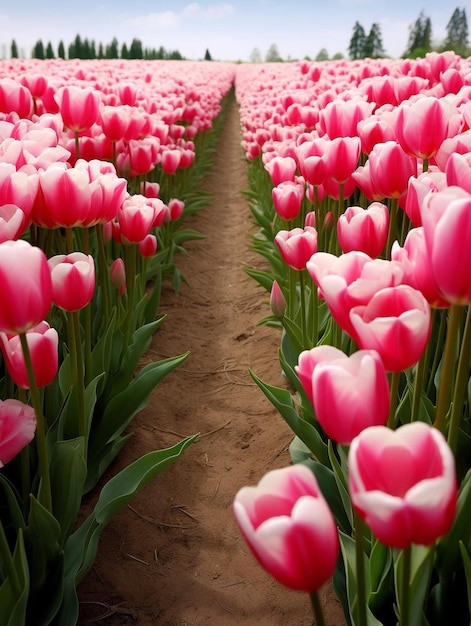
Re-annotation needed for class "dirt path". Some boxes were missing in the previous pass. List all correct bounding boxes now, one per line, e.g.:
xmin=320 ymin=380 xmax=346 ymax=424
xmin=78 ymin=95 xmax=344 ymax=626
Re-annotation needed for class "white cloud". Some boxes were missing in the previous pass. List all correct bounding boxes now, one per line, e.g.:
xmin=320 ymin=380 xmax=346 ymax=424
xmin=182 ymin=3 xmax=234 ymax=21
xmin=127 ymin=11 xmax=179 ymax=30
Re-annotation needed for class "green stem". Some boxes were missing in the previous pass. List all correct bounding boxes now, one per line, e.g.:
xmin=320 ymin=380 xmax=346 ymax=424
xmin=400 ymin=545 xmax=412 ymax=626
xmin=19 ymin=333 xmax=52 ymax=513
xmin=386 ymin=198 xmax=398 ymax=257
xmin=354 ymin=512 xmax=368 ymax=626
xmin=434 ymin=304 xmax=462 ymax=434
xmin=124 ymin=244 xmax=137 ymax=347
xmin=0 ymin=519 xmax=21 ymax=595
xmin=309 ymin=590 xmax=325 ymax=626
xmin=410 ymin=347 xmax=428 ymax=423
xmin=288 ymin=266 xmax=297 ymax=320
xmin=71 ymin=311 xmax=86 ymax=449
xmin=447 ymin=305 xmax=471 ymax=454
xmin=427 ymin=309 xmax=448 ymax=397
xmin=310 ymin=281 xmax=319 ymax=347
xmin=387 ymin=371 xmax=401 ymax=429
xmin=96 ymin=223 xmax=110 ymax=324
xmin=299 ymin=270 xmax=307 ymax=348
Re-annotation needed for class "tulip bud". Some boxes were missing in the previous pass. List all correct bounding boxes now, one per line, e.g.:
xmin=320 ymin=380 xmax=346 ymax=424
xmin=269 ymin=280 xmax=286 ymax=319
xmin=110 ymin=258 xmax=126 ymax=296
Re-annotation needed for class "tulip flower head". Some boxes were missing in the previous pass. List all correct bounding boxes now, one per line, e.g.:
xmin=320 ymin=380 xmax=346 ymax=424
xmin=48 ymin=253 xmax=95 ymax=312
xmin=233 ymin=464 xmax=339 ymax=592
xmin=348 ymin=422 xmax=457 ymax=548
xmin=0 ymin=398 xmax=36 ymax=467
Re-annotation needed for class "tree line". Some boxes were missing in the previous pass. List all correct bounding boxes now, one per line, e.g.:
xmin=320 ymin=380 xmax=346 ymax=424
xmin=9 ymin=34 xmax=184 ymax=61
xmin=348 ymin=6 xmax=469 ymax=60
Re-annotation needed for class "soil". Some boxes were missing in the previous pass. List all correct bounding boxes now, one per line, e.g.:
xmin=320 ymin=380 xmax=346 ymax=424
xmin=77 ymin=95 xmax=346 ymax=626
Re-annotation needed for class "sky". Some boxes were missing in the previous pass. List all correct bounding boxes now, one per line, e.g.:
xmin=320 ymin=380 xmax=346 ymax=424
xmin=0 ymin=0 xmax=459 ymax=62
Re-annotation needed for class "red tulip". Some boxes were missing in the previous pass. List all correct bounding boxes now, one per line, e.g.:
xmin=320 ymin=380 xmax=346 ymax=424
xmin=350 ymin=284 xmax=431 ymax=372
xmin=48 ymin=253 xmax=95 ymax=312
xmin=138 ymin=234 xmax=157 ymax=258
xmin=0 ymin=398 xmax=36 ymax=467
xmin=337 ymin=202 xmax=389 ymax=258
xmin=0 ymin=239 xmax=52 ymax=334
xmin=233 ymin=464 xmax=339 ymax=592
xmin=0 ymin=321 xmax=58 ymax=388
xmin=349 ymin=422 xmax=457 ymax=548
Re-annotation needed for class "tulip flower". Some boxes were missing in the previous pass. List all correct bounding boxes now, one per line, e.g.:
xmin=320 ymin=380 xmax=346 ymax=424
xmin=274 ymin=226 xmax=318 ymax=271
xmin=0 ymin=321 xmax=58 ymax=389
xmin=233 ymin=464 xmax=339 ymax=592
xmin=0 ymin=239 xmax=52 ymax=334
xmin=272 ymin=180 xmax=305 ymax=221
xmin=445 ymin=152 xmax=471 ymax=194
xmin=160 ymin=148 xmax=182 ymax=175
xmin=348 ymin=422 xmax=457 ymax=548
xmin=138 ymin=234 xmax=158 ymax=258
xmin=296 ymin=346 xmax=390 ymax=444
xmin=420 ymin=187 xmax=471 ymax=305
xmin=48 ymin=253 xmax=96 ymax=312
xmin=270 ymin=279 xmax=286 ymax=319
xmin=110 ymin=258 xmax=126 ymax=296
xmin=56 ymin=85 xmax=100 ymax=133
xmin=264 ymin=155 xmax=297 ymax=186
xmin=368 ymin=141 xmax=417 ymax=200
xmin=350 ymin=284 xmax=432 ymax=372
xmin=0 ymin=398 xmax=36 ymax=467
xmin=118 ymin=195 xmax=156 ymax=244
xmin=324 ymin=136 xmax=361 ymax=185
xmin=395 ymin=96 xmax=462 ymax=160
xmin=307 ymin=251 xmax=403 ymax=341
xmin=0 ymin=203 xmax=26 ymax=242
xmin=402 ymin=168 xmax=447 ymax=227
xmin=337 ymin=203 xmax=389 ymax=258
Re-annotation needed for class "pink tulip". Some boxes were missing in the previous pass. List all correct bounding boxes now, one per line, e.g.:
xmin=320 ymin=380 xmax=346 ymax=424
xmin=272 ymin=180 xmax=305 ymax=221
xmin=99 ymin=104 xmax=132 ymax=142
xmin=0 ymin=398 xmax=36 ymax=467
xmin=34 ymin=164 xmax=91 ymax=228
xmin=391 ymin=227 xmax=449 ymax=308
xmin=118 ymin=195 xmax=156 ymax=244
xmin=351 ymin=163 xmax=385 ymax=202
xmin=0 ymin=78 xmax=33 ymax=119
xmin=445 ymin=152 xmax=471 ymax=194
xmin=56 ymin=86 xmax=100 ymax=132
xmin=403 ymin=168 xmax=447 ymax=227
xmin=317 ymin=98 xmax=375 ymax=139
xmin=357 ymin=112 xmax=396 ymax=155
xmin=0 ymin=204 xmax=26 ymax=242
xmin=296 ymin=139 xmax=328 ymax=187
xmin=337 ymin=202 xmax=389 ymax=258
xmin=420 ymin=187 xmax=471 ymax=305
xmin=274 ymin=226 xmax=318 ymax=271
xmin=368 ymin=141 xmax=417 ymax=200
xmin=434 ymin=130 xmax=471 ymax=172
xmin=233 ymin=464 xmax=339 ymax=592
xmin=395 ymin=96 xmax=462 ymax=160
xmin=264 ymin=155 xmax=297 ymax=186
xmin=324 ymin=136 xmax=361 ymax=184
xmin=110 ymin=258 xmax=126 ymax=296
xmin=0 ymin=239 xmax=52 ymax=334
xmin=160 ymin=148 xmax=181 ymax=175
xmin=306 ymin=251 xmax=403 ymax=341
xmin=167 ymin=198 xmax=185 ymax=221
xmin=48 ymin=253 xmax=95 ymax=312
xmin=270 ymin=279 xmax=286 ymax=319
xmin=0 ymin=321 xmax=58 ymax=388
xmin=138 ymin=234 xmax=157 ymax=258
xmin=348 ymin=422 xmax=457 ymax=548
xmin=350 ymin=284 xmax=431 ymax=372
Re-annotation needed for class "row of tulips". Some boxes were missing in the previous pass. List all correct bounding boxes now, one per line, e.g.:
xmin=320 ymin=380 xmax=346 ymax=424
xmin=0 ymin=59 xmax=235 ymax=624
xmin=233 ymin=51 xmax=471 ymax=625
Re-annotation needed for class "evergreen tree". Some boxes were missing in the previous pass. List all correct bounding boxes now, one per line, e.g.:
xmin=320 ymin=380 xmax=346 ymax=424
xmin=32 ymin=39 xmax=45 ymax=59
xmin=58 ymin=40 xmax=65 ymax=59
xmin=348 ymin=21 xmax=366 ymax=59
xmin=364 ymin=23 xmax=386 ymax=58
xmin=121 ymin=42 xmax=129 ymax=59
xmin=204 ymin=48 xmax=212 ymax=60
xmin=444 ymin=7 xmax=469 ymax=56
xmin=265 ymin=43 xmax=281 ymax=62
xmin=249 ymin=47 xmax=262 ymax=63
xmin=403 ymin=10 xmax=432 ymax=57
xmin=10 ymin=39 xmax=18 ymax=59
xmin=46 ymin=41 xmax=55 ymax=59
xmin=315 ymin=48 xmax=329 ymax=61
xmin=129 ymin=38 xmax=143 ymax=59
xmin=106 ymin=37 xmax=119 ymax=58
xmin=97 ymin=42 xmax=104 ymax=59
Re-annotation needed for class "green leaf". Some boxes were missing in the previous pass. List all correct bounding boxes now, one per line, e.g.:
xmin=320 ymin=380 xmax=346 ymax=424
xmin=368 ymin=539 xmax=393 ymax=615
xmin=89 ymin=352 xmax=189 ymax=456
xmin=0 ymin=474 xmax=25 ymax=531
xmin=244 ymin=267 xmax=274 ymax=293
xmin=328 ymin=440 xmax=353 ymax=530
xmin=57 ymin=435 xmax=197 ymax=626
xmin=338 ymin=531 xmax=383 ymax=626
xmin=49 ymin=438 xmax=87 ymax=546
xmin=83 ymin=434 xmax=132 ymax=494
xmin=0 ymin=530 xmax=29 ymax=626
xmin=394 ymin=545 xmax=434 ymax=626
xmin=459 ymin=541 xmax=471 ymax=618
xmin=173 ymin=229 xmax=205 ymax=245
xmin=249 ymin=370 xmax=329 ymax=465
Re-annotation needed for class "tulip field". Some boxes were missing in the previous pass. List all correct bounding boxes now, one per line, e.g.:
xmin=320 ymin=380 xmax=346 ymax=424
xmin=1 ymin=50 xmax=471 ymax=625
